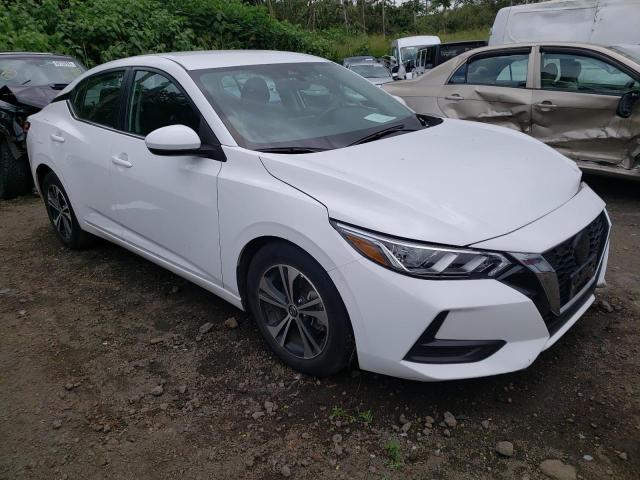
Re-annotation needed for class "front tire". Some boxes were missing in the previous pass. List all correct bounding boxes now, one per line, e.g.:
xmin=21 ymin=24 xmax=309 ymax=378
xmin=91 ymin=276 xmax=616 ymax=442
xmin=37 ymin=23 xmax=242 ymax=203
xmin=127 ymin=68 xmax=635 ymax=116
xmin=246 ymin=241 xmax=354 ymax=377
xmin=42 ymin=171 xmax=94 ymax=249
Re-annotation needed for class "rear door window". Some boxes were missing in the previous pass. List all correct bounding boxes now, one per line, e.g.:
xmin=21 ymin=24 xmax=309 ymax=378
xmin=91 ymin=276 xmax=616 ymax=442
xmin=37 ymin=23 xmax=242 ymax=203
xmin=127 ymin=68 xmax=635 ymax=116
xmin=449 ymin=52 xmax=529 ymax=88
xmin=70 ymin=70 xmax=125 ymax=129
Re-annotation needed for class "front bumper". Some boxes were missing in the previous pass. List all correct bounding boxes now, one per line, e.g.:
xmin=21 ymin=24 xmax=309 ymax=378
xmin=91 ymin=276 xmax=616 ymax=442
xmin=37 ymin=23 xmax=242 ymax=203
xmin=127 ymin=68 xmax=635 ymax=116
xmin=329 ymin=184 xmax=609 ymax=381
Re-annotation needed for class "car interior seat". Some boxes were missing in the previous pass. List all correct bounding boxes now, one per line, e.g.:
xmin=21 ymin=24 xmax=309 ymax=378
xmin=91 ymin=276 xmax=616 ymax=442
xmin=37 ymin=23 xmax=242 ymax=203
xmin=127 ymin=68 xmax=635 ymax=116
xmin=541 ymin=62 xmax=559 ymax=88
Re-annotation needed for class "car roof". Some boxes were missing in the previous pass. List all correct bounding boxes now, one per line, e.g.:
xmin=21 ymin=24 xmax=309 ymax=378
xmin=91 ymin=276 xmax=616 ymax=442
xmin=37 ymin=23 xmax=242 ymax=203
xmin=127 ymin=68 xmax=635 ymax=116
xmin=0 ymin=52 xmax=74 ymax=57
xmin=395 ymin=36 xmax=441 ymax=48
xmin=106 ymin=50 xmax=330 ymax=71
xmin=349 ymin=62 xmax=386 ymax=68
xmin=453 ymin=41 xmax=640 ymax=67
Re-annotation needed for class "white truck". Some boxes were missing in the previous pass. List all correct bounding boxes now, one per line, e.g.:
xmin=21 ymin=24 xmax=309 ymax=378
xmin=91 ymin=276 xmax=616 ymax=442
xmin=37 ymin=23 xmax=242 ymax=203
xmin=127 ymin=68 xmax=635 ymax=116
xmin=388 ymin=35 xmax=441 ymax=80
xmin=489 ymin=0 xmax=640 ymax=46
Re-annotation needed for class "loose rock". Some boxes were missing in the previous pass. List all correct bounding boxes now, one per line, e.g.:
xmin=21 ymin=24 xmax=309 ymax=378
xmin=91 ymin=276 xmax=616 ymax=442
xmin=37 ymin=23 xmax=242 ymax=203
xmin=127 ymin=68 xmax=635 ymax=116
xmin=599 ymin=299 xmax=613 ymax=313
xmin=540 ymin=459 xmax=577 ymax=480
xmin=252 ymin=411 xmax=264 ymax=420
xmin=481 ymin=420 xmax=490 ymax=429
xmin=443 ymin=411 xmax=457 ymax=428
xmin=401 ymin=421 xmax=412 ymax=433
xmin=332 ymin=433 xmax=342 ymax=444
xmin=281 ymin=465 xmax=291 ymax=477
xmin=264 ymin=400 xmax=276 ymax=414
xmin=399 ymin=414 xmax=409 ymax=425
xmin=224 ymin=317 xmax=238 ymax=329
xmin=496 ymin=441 xmax=514 ymax=457
xmin=178 ymin=385 xmax=187 ymax=394
xmin=199 ymin=322 xmax=214 ymax=334
xmin=618 ymin=452 xmax=628 ymax=461
xmin=52 ymin=419 xmax=62 ymax=429
xmin=151 ymin=385 xmax=164 ymax=397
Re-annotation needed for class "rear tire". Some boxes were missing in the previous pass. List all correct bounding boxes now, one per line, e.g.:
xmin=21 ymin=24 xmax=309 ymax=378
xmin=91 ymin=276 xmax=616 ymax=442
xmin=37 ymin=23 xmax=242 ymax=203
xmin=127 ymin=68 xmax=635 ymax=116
xmin=246 ymin=241 xmax=354 ymax=377
xmin=42 ymin=171 xmax=94 ymax=249
xmin=0 ymin=138 xmax=33 ymax=200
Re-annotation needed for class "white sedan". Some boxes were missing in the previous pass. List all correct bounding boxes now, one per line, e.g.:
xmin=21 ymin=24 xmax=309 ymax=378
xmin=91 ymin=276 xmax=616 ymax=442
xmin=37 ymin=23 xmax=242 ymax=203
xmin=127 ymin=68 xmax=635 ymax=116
xmin=27 ymin=50 xmax=610 ymax=381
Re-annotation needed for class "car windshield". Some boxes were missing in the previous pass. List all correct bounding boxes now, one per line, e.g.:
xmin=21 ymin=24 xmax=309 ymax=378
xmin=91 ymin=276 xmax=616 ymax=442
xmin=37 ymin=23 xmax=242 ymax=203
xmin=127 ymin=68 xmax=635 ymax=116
xmin=350 ymin=64 xmax=390 ymax=78
xmin=0 ymin=56 xmax=84 ymax=87
xmin=609 ymin=45 xmax=640 ymax=65
xmin=400 ymin=47 xmax=422 ymax=63
xmin=190 ymin=62 xmax=424 ymax=151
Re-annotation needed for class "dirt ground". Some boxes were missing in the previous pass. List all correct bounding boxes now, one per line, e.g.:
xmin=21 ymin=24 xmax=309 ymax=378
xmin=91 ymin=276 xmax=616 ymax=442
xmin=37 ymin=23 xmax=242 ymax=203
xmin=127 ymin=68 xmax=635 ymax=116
xmin=1 ymin=175 xmax=638 ymax=480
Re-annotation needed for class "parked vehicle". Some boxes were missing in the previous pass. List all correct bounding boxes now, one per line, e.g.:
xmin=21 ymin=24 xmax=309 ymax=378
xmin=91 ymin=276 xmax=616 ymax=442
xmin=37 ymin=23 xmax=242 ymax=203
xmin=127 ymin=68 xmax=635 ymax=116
xmin=347 ymin=61 xmax=393 ymax=86
xmin=342 ymin=55 xmax=377 ymax=67
xmin=384 ymin=42 xmax=640 ymax=179
xmin=0 ymin=52 xmax=85 ymax=199
xmin=414 ymin=41 xmax=488 ymax=76
xmin=388 ymin=35 xmax=441 ymax=80
xmin=28 ymin=51 xmax=610 ymax=381
xmin=490 ymin=0 xmax=640 ymax=46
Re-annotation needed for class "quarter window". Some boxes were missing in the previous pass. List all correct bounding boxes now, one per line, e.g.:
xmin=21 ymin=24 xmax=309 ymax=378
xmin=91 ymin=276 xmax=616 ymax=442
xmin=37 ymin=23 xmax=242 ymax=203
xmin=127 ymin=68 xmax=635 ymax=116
xmin=71 ymin=70 xmax=125 ymax=129
xmin=541 ymin=52 xmax=639 ymax=94
xmin=449 ymin=52 xmax=529 ymax=88
xmin=126 ymin=70 xmax=200 ymax=137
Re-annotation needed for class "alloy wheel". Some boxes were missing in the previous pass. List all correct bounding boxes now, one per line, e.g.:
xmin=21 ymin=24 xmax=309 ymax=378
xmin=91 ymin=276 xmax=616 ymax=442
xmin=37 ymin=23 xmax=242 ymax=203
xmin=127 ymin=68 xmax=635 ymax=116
xmin=47 ymin=184 xmax=73 ymax=241
xmin=257 ymin=264 xmax=329 ymax=359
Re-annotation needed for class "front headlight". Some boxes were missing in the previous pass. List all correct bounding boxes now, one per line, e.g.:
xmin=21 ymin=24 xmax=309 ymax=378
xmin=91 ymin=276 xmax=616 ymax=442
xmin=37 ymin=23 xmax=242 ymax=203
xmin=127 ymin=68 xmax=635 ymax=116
xmin=332 ymin=222 xmax=511 ymax=279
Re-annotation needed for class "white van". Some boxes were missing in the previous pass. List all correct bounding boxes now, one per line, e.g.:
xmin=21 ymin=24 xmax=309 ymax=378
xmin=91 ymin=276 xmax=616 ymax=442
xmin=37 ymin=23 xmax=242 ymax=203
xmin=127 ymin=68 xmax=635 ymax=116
xmin=489 ymin=0 xmax=640 ymax=46
xmin=389 ymin=35 xmax=441 ymax=80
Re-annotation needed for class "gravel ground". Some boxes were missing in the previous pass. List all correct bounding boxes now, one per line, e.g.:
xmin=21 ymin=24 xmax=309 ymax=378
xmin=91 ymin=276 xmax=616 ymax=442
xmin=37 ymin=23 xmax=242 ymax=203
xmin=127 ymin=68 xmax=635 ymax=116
xmin=0 ymin=175 xmax=638 ymax=480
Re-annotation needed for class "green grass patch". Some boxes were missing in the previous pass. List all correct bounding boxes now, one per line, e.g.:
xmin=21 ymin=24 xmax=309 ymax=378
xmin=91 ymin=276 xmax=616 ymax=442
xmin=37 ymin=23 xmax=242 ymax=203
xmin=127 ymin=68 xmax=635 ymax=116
xmin=384 ymin=440 xmax=403 ymax=469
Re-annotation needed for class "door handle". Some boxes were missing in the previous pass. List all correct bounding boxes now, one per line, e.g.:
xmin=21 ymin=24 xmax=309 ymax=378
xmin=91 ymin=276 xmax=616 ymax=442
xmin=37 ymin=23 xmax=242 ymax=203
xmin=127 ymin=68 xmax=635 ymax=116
xmin=445 ymin=94 xmax=464 ymax=101
xmin=111 ymin=155 xmax=132 ymax=168
xmin=50 ymin=134 xmax=65 ymax=143
xmin=535 ymin=101 xmax=558 ymax=110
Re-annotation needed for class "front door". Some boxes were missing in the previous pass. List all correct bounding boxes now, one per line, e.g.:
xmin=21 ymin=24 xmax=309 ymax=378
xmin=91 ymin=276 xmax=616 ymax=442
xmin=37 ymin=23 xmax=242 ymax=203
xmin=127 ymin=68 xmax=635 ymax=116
xmin=531 ymin=48 xmax=640 ymax=169
xmin=111 ymin=69 xmax=223 ymax=285
xmin=437 ymin=48 xmax=533 ymax=133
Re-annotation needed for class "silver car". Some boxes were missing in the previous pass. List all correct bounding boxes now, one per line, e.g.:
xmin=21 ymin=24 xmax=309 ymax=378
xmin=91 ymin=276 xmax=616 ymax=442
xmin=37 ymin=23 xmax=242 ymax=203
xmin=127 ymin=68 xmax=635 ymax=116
xmin=347 ymin=62 xmax=393 ymax=86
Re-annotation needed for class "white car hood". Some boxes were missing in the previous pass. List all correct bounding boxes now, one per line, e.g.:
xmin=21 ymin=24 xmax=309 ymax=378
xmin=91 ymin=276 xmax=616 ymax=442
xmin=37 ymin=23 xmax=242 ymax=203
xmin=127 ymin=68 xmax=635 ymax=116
xmin=259 ymin=119 xmax=582 ymax=246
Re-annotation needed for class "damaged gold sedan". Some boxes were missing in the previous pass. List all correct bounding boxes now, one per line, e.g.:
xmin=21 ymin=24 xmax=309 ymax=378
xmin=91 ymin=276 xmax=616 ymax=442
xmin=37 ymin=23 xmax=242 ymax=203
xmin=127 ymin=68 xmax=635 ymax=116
xmin=384 ymin=43 xmax=640 ymax=179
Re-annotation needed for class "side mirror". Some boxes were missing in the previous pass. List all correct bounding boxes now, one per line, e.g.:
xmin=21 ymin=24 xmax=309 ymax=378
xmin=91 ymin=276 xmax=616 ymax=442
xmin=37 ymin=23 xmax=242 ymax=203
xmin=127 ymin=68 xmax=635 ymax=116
xmin=145 ymin=125 xmax=201 ymax=154
xmin=617 ymin=91 xmax=639 ymax=118
xmin=145 ymin=124 xmax=226 ymax=161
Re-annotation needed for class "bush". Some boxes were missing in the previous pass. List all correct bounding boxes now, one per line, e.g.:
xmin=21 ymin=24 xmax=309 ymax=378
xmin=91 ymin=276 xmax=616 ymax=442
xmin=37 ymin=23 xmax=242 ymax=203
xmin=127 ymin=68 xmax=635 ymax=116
xmin=0 ymin=0 xmax=334 ymax=67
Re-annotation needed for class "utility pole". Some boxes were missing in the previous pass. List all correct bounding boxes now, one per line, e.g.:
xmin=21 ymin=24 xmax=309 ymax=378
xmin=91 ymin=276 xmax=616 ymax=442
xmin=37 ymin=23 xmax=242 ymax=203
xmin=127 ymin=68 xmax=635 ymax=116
xmin=362 ymin=0 xmax=366 ymax=34
xmin=382 ymin=0 xmax=386 ymax=39
xmin=342 ymin=0 xmax=349 ymax=32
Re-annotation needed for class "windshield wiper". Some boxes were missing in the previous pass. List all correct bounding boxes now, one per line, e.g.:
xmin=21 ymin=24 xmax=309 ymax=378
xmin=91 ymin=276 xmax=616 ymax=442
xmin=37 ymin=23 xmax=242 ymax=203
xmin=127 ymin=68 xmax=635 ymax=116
xmin=256 ymin=146 xmax=327 ymax=154
xmin=348 ymin=124 xmax=420 ymax=146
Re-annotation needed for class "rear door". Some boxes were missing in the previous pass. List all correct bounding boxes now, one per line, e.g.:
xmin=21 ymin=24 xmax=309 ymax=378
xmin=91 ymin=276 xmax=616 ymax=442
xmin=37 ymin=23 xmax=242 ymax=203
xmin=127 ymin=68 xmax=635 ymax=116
xmin=531 ymin=47 xmax=640 ymax=169
xmin=436 ymin=48 xmax=534 ymax=133
xmin=56 ymin=69 xmax=126 ymax=238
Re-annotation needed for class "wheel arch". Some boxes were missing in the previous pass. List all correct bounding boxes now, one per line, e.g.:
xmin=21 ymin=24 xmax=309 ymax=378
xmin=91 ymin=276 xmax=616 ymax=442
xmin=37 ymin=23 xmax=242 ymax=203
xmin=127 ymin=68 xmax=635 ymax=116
xmin=236 ymin=235 xmax=338 ymax=312
xmin=35 ymin=163 xmax=54 ymax=193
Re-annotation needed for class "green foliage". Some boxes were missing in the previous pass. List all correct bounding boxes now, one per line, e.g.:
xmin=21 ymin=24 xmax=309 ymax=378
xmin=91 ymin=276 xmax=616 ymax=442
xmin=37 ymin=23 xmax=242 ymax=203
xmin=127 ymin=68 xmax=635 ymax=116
xmin=384 ymin=439 xmax=403 ymax=469
xmin=329 ymin=406 xmax=374 ymax=424
xmin=357 ymin=409 xmax=374 ymax=424
xmin=0 ymin=0 xmax=510 ymax=67
xmin=0 ymin=0 xmax=332 ymax=66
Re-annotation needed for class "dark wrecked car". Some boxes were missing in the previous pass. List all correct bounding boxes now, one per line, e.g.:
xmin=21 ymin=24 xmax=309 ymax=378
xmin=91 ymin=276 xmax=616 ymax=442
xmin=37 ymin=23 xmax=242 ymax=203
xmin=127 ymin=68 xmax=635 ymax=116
xmin=1 ymin=52 xmax=85 ymax=199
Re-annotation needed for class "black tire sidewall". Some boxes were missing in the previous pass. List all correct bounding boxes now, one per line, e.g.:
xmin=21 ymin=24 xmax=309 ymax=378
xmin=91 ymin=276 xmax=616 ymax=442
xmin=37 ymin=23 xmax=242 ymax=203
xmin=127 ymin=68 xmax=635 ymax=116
xmin=0 ymin=138 xmax=32 ymax=200
xmin=42 ymin=171 xmax=87 ymax=249
xmin=246 ymin=242 xmax=353 ymax=377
